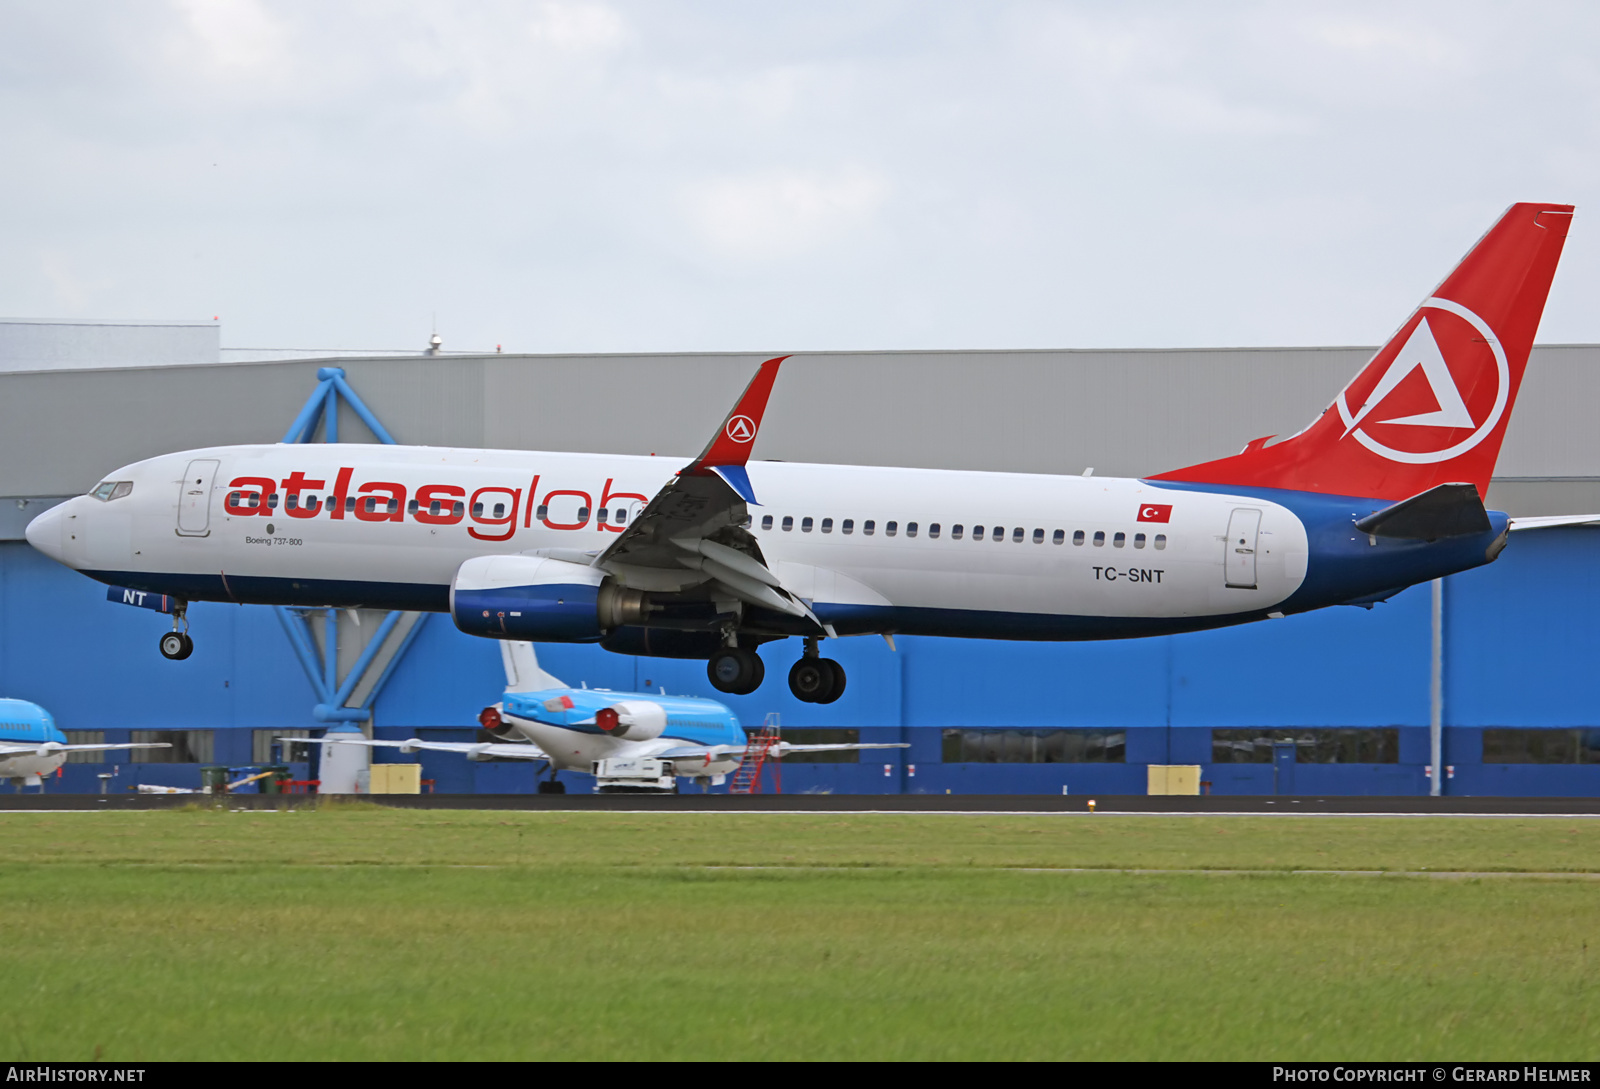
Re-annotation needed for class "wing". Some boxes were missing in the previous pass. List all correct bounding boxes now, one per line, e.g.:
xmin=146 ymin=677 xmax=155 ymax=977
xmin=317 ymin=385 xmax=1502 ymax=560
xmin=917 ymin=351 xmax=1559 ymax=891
xmin=0 ymin=742 xmax=169 ymax=756
xmin=1508 ymin=514 xmax=1600 ymax=531
xmin=592 ymin=357 xmax=827 ymax=634
xmin=653 ymin=741 xmax=910 ymax=760
xmin=285 ymin=736 xmax=551 ymax=761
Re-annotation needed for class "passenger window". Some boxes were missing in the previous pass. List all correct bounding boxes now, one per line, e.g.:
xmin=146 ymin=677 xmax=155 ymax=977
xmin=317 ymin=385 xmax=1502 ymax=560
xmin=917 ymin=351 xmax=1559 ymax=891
xmin=782 ymin=516 xmax=794 ymax=531
xmin=1032 ymin=528 xmax=1044 ymax=544
xmin=346 ymin=497 xmax=356 ymax=512
xmin=842 ymin=519 xmax=854 ymax=534
xmin=973 ymin=525 xmax=985 ymax=540
xmin=1073 ymin=530 xmax=1084 ymax=545
xmin=1053 ymin=529 xmax=1065 ymax=545
xmin=577 ymin=507 xmax=589 ymax=521
xmin=473 ymin=502 xmax=485 ymax=517
xmin=906 ymin=522 xmax=918 ymax=538
xmin=1093 ymin=531 xmax=1105 ymax=547
xmin=864 ymin=520 xmax=875 ymax=536
xmin=1134 ymin=533 xmax=1146 ymax=549
xmin=286 ymin=494 xmax=300 ymax=511
xmin=536 ymin=505 xmax=549 ymax=520
xmin=453 ymin=502 xmax=465 ymax=517
xmin=228 ymin=492 xmax=240 ymax=507
xmin=802 ymin=517 xmax=813 ymax=532
xmin=614 ymin=509 xmax=627 ymax=525
xmin=762 ymin=515 xmax=773 ymax=530
xmin=1113 ymin=532 xmax=1125 ymax=548
xmin=596 ymin=508 xmax=608 ymax=524
xmin=929 ymin=523 xmax=941 ymax=539
xmin=407 ymin=499 xmax=418 ymax=513
xmin=952 ymin=524 xmax=964 ymax=540
xmin=886 ymin=521 xmax=898 ymax=537
xmin=387 ymin=499 xmax=398 ymax=513
xmin=1154 ymin=534 xmax=1167 ymax=550
xmin=821 ymin=518 xmax=833 ymax=533
xmin=364 ymin=497 xmax=377 ymax=514
xmin=495 ymin=504 xmax=507 ymax=519
xmin=428 ymin=500 xmax=442 ymax=516
xmin=269 ymin=493 xmax=280 ymax=509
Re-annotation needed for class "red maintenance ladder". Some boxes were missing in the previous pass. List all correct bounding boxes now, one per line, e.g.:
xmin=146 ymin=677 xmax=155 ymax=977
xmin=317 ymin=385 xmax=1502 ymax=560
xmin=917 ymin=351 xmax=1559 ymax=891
xmin=729 ymin=714 xmax=782 ymax=795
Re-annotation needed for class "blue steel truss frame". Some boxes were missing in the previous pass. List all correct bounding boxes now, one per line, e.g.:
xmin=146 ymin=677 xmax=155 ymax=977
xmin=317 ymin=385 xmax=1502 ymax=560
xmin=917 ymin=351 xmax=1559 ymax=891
xmin=274 ymin=367 xmax=426 ymax=723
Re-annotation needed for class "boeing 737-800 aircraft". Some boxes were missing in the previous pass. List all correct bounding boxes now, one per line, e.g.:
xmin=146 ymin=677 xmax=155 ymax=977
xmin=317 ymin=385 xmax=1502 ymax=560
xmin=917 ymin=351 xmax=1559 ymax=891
xmin=24 ymin=203 xmax=1581 ymax=702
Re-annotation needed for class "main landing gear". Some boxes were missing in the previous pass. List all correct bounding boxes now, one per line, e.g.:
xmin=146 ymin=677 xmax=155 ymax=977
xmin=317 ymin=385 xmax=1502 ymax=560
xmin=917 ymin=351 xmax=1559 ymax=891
xmin=707 ymin=646 xmax=764 ymax=695
xmin=788 ymin=638 xmax=845 ymax=704
xmin=158 ymin=602 xmax=193 ymax=661
xmin=706 ymin=637 xmax=847 ymax=703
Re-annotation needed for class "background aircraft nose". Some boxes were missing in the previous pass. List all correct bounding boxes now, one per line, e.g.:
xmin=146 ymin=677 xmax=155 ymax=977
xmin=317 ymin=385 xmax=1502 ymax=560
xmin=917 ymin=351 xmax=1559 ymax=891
xmin=23 ymin=501 xmax=68 ymax=563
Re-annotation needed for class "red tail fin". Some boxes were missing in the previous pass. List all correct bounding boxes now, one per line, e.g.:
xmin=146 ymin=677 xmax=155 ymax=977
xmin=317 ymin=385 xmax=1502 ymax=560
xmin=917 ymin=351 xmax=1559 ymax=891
xmin=1151 ymin=203 xmax=1574 ymax=501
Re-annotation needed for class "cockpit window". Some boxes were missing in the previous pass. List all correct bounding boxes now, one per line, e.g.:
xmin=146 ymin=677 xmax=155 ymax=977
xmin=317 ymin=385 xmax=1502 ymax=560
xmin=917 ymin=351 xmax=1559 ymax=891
xmin=90 ymin=481 xmax=133 ymax=502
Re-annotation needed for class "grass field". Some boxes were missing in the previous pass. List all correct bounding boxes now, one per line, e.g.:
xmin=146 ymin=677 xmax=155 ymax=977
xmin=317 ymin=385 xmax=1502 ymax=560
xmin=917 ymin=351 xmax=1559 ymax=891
xmin=0 ymin=806 xmax=1596 ymax=1061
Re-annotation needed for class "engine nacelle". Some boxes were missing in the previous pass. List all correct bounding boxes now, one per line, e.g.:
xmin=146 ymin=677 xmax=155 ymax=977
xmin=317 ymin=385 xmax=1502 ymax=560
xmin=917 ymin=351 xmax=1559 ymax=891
xmin=451 ymin=555 xmax=608 ymax=641
xmin=593 ymin=701 xmax=667 ymax=742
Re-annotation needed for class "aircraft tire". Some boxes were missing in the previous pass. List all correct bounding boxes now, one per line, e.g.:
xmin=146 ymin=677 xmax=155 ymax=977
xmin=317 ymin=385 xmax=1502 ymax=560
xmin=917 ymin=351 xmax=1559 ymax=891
xmin=815 ymin=658 xmax=846 ymax=704
xmin=788 ymin=657 xmax=836 ymax=703
xmin=708 ymin=647 xmax=761 ymax=694
xmin=159 ymin=632 xmax=193 ymax=661
xmin=537 ymin=780 xmax=566 ymax=794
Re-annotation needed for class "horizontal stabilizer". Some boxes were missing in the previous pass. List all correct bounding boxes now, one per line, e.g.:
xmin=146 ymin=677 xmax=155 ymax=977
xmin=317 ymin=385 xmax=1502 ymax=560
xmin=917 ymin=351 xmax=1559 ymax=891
xmin=1353 ymin=483 xmax=1491 ymax=540
xmin=1508 ymin=513 xmax=1600 ymax=532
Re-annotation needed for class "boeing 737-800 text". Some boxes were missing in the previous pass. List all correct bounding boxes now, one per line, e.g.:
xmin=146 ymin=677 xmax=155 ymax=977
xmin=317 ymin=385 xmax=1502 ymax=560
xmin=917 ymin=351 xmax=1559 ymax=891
xmin=25 ymin=203 xmax=1580 ymax=703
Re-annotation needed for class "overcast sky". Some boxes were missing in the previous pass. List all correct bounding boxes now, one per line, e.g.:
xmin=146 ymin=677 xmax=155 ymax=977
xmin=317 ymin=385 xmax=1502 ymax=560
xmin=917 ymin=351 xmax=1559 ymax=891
xmin=2 ymin=1 xmax=1597 ymax=354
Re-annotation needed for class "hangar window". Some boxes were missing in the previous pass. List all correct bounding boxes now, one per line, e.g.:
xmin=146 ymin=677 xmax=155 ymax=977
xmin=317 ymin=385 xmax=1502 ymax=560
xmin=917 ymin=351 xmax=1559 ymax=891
xmin=1073 ymin=530 xmax=1084 ymax=545
xmin=821 ymin=518 xmax=833 ymax=533
xmin=1483 ymin=729 xmax=1600 ymax=764
xmin=952 ymin=524 xmax=964 ymax=540
xmin=886 ymin=521 xmax=898 ymax=537
xmin=929 ymin=523 xmax=941 ymax=539
xmin=1211 ymin=729 xmax=1399 ymax=764
xmin=863 ymin=520 xmax=875 ymax=536
xmin=1092 ymin=531 xmax=1105 ymax=547
xmin=130 ymin=730 xmax=215 ymax=764
xmin=777 ymin=728 xmax=861 ymax=763
xmin=1033 ymin=528 xmax=1044 ymax=544
xmin=1054 ymin=530 xmax=1065 ymax=545
xmin=942 ymin=728 xmax=1125 ymax=764
xmin=1154 ymin=534 xmax=1167 ymax=550
xmin=63 ymin=731 xmax=106 ymax=764
xmin=782 ymin=516 xmax=794 ymax=531
xmin=761 ymin=515 xmax=773 ymax=531
xmin=906 ymin=522 xmax=918 ymax=538
xmin=842 ymin=519 xmax=854 ymax=534
xmin=254 ymin=730 xmax=312 ymax=764
xmin=802 ymin=517 xmax=813 ymax=532
xmin=1134 ymin=533 xmax=1146 ymax=549
xmin=1113 ymin=532 xmax=1126 ymax=548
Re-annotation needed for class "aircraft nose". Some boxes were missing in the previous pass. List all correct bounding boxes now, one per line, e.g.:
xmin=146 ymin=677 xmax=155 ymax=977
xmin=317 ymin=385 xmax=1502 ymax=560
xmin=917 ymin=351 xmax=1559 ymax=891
xmin=23 ymin=501 xmax=69 ymax=564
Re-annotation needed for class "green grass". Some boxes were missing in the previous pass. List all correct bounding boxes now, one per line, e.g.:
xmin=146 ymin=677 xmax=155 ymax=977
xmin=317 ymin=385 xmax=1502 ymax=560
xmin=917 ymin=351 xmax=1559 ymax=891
xmin=0 ymin=809 xmax=1596 ymax=1060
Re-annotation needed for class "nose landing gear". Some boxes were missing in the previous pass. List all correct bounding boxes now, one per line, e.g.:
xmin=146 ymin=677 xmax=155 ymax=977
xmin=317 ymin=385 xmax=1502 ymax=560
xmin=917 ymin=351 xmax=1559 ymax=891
xmin=158 ymin=602 xmax=193 ymax=661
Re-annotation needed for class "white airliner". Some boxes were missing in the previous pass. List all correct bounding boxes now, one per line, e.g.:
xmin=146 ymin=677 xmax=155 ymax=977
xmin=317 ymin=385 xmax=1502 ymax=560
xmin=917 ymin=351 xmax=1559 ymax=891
xmin=0 ymin=698 xmax=168 ymax=790
xmin=296 ymin=642 xmax=905 ymax=792
xmin=23 ymin=203 xmax=1587 ymax=702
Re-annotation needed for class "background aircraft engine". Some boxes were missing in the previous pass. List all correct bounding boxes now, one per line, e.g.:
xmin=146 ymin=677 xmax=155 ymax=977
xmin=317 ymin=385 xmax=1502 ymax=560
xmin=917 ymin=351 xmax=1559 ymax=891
xmin=593 ymin=701 xmax=667 ymax=742
xmin=478 ymin=706 xmax=520 ymax=740
xmin=451 ymin=555 xmax=609 ymax=641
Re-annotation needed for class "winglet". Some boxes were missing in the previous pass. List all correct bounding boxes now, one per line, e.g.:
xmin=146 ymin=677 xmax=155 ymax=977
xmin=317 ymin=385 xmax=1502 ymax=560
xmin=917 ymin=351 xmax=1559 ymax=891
xmin=684 ymin=356 xmax=787 ymax=476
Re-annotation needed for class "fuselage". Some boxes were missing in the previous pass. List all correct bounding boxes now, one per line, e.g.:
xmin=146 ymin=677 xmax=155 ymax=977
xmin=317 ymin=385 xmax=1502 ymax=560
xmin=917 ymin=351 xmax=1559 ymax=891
xmin=0 ymin=698 xmax=69 ymax=782
xmin=26 ymin=443 xmax=1509 ymax=642
xmin=498 ymin=687 xmax=745 ymax=776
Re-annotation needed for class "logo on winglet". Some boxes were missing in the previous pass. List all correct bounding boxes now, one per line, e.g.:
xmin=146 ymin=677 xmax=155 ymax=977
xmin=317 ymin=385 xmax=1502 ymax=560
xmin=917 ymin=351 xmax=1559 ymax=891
xmin=725 ymin=415 xmax=756 ymax=443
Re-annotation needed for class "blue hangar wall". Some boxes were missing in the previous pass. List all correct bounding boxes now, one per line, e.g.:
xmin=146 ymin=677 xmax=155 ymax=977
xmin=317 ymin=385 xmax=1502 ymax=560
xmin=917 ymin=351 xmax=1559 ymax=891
xmin=2 ymin=525 xmax=1598 ymax=796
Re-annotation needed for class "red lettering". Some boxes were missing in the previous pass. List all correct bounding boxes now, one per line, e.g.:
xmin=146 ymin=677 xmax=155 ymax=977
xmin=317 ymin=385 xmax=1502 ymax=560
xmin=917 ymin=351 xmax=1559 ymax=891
xmin=468 ymin=486 xmax=521 ymax=542
xmin=281 ymin=471 xmax=326 ymax=519
xmin=541 ymin=489 xmax=592 ymax=530
xmin=596 ymin=478 xmax=649 ymax=533
xmin=330 ymin=467 xmax=353 ymax=520
xmin=414 ymin=484 xmax=466 ymax=525
xmin=354 ymin=481 xmax=406 ymax=523
xmin=224 ymin=477 xmax=274 ymax=517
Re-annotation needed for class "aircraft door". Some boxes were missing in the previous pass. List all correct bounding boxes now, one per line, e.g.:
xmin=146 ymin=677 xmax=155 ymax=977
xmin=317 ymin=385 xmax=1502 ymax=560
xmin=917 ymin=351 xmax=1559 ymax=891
xmin=176 ymin=459 xmax=220 ymax=537
xmin=1224 ymin=508 xmax=1262 ymax=589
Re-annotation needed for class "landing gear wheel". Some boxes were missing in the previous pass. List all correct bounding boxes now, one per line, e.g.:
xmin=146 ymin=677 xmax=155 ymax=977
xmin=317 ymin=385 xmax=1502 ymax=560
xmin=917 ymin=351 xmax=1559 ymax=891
xmin=708 ymin=647 xmax=763 ymax=695
xmin=789 ymin=657 xmax=841 ymax=703
xmin=537 ymin=780 xmax=566 ymax=795
xmin=159 ymin=631 xmax=193 ymax=661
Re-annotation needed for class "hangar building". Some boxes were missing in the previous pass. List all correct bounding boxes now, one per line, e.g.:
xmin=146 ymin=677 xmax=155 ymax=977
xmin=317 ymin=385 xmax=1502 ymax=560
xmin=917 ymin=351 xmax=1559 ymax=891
xmin=2 ymin=320 xmax=1597 ymax=796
